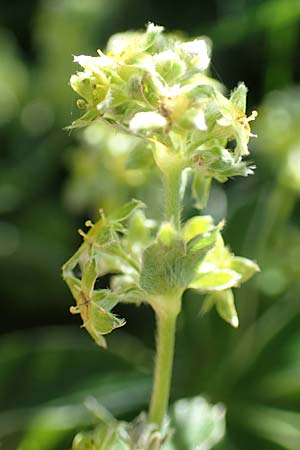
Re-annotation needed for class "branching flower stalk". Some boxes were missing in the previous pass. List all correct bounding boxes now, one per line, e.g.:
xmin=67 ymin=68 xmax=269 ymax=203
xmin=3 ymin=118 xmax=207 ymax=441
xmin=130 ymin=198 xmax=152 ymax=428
xmin=63 ymin=23 xmax=259 ymax=449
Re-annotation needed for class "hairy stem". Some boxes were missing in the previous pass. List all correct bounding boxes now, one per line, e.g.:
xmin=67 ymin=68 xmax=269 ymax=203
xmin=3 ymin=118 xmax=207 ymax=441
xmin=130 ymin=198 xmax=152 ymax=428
xmin=148 ymin=164 xmax=183 ymax=428
xmin=149 ymin=296 xmax=181 ymax=427
xmin=164 ymin=169 xmax=182 ymax=230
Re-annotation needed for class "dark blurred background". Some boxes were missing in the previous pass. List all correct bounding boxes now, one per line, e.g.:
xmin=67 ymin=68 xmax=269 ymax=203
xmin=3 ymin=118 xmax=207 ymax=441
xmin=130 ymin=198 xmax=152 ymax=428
xmin=1 ymin=0 xmax=300 ymax=449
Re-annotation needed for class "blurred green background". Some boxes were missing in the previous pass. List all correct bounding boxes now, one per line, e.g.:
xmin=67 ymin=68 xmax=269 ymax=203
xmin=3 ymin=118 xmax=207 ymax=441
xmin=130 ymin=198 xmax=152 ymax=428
xmin=1 ymin=0 xmax=300 ymax=449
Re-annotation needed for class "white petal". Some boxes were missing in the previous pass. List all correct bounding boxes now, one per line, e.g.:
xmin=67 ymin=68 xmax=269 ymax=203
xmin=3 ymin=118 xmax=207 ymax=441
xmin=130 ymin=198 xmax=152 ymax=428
xmin=180 ymin=39 xmax=210 ymax=70
xmin=129 ymin=112 xmax=167 ymax=132
xmin=194 ymin=110 xmax=208 ymax=130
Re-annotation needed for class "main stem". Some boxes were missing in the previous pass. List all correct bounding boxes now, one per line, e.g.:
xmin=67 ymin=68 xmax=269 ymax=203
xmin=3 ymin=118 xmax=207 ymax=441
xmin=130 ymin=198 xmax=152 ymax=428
xmin=149 ymin=167 xmax=183 ymax=428
xmin=149 ymin=306 xmax=179 ymax=427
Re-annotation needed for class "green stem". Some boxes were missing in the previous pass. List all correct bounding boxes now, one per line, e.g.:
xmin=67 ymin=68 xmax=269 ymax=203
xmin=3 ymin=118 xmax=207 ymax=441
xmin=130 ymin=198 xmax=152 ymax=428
xmin=149 ymin=296 xmax=180 ymax=427
xmin=148 ymin=162 xmax=183 ymax=428
xmin=164 ymin=169 xmax=182 ymax=230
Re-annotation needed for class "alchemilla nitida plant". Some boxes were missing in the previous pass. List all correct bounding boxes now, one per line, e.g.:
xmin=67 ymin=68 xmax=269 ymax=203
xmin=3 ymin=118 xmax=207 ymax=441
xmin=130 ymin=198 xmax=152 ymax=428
xmin=63 ymin=23 xmax=259 ymax=449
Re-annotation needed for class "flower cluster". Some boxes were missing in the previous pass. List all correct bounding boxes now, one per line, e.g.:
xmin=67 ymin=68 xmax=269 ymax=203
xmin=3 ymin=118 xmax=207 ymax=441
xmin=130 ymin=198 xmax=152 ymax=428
xmin=63 ymin=200 xmax=258 ymax=347
xmin=70 ymin=23 xmax=256 ymax=208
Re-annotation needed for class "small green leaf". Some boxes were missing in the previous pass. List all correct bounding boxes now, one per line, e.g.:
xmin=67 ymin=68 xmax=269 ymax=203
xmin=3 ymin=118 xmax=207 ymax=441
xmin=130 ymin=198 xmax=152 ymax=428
xmin=209 ymin=289 xmax=239 ymax=328
xmin=92 ymin=289 xmax=119 ymax=311
xmin=190 ymin=269 xmax=241 ymax=292
xmin=205 ymin=234 xmax=231 ymax=266
xmin=81 ymin=257 xmax=97 ymax=298
xmin=90 ymin=303 xmax=125 ymax=335
xmin=230 ymin=82 xmax=247 ymax=113
xmin=67 ymin=108 xmax=99 ymax=130
xmin=183 ymin=227 xmax=220 ymax=285
xmin=200 ymin=294 xmax=215 ymax=315
xmin=70 ymin=72 xmax=95 ymax=103
xmin=86 ymin=302 xmax=125 ymax=348
xmin=215 ymin=289 xmax=239 ymax=327
xmin=63 ymin=273 xmax=81 ymax=301
xmin=109 ymin=198 xmax=145 ymax=222
xmin=230 ymin=256 xmax=260 ymax=283
xmin=182 ymin=215 xmax=214 ymax=241
xmin=140 ymin=220 xmax=219 ymax=294
xmin=186 ymin=227 xmax=220 ymax=261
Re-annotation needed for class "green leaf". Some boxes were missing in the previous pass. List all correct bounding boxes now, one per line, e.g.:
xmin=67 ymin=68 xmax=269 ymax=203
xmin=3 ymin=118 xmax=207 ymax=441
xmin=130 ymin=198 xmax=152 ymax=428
xmin=166 ymin=396 xmax=226 ymax=450
xmin=190 ymin=269 xmax=241 ymax=292
xmin=186 ymin=226 xmax=220 ymax=255
xmin=192 ymin=172 xmax=212 ymax=209
xmin=82 ymin=219 xmax=113 ymax=248
xmin=140 ymin=220 xmax=219 ymax=294
xmin=81 ymin=258 xmax=97 ymax=298
xmin=200 ymin=294 xmax=215 ymax=315
xmin=230 ymin=82 xmax=247 ymax=113
xmin=211 ymin=289 xmax=239 ymax=328
xmin=86 ymin=302 xmax=126 ymax=348
xmin=204 ymin=234 xmax=232 ymax=267
xmin=183 ymin=227 xmax=220 ymax=283
xmin=109 ymin=199 xmax=145 ymax=222
xmin=230 ymin=256 xmax=260 ymax=283
xmin=63 ymin=273 xmax=82 ymax=301
xmin=182 ymin=215 xmax=214 ymax=241
xmin=203 ymin=235 xmax=259 ymax=288
xmin=140 ymin=234 xmax=186 ymax=294
xmin=70 ymin=72 xmax=94 ymax=103
xmin=92 ymin=289 xmax=120 ymax=311
xmin=67 ymin=108 xmax=99 ymax=129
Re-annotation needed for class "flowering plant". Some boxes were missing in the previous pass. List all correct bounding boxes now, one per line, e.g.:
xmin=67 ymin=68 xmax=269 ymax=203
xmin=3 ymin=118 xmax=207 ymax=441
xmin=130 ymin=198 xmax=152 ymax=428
xmin=63 ymin=23 xmax=259 ymax=449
